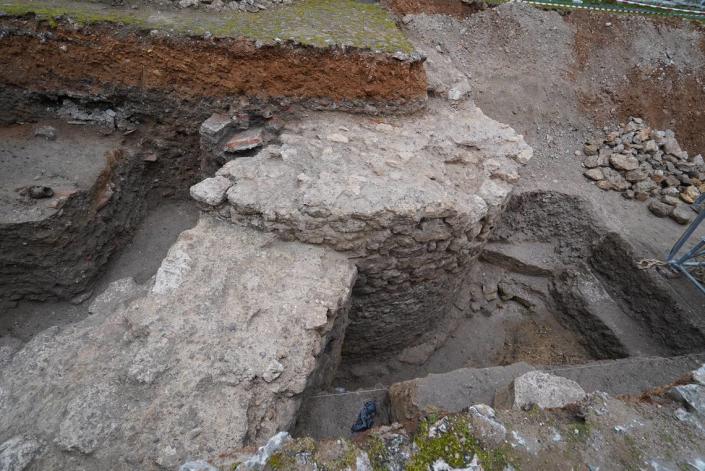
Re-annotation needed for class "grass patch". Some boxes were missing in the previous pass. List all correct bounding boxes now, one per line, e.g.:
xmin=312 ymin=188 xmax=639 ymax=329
xmin=0 ymin=0 xmax=415 ymax=52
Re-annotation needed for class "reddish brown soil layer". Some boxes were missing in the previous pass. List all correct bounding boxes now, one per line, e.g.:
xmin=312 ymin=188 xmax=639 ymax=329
xmin=0 ymin=17 xmax=426 ymax=107
xmin=615 ymin=67 xmax=705 ymax=156
xmin=383 ymin=0 xmax=482 ymax=17
xmin=570 ymin=11 xmax=705 ymax=155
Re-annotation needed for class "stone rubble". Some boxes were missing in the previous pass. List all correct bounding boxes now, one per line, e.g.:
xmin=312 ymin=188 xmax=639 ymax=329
xmin=246 ymin=363 xmax=705 ymax=470
xmin=193 ymin=98 xmax=532 ymax=357
xmin=579 ymin=117 xmax=703 ymax=225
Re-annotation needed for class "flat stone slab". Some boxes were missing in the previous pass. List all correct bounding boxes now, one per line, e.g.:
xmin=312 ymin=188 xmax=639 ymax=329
xmin=218 ymin=101 xmax=532 ymax=242
xmin=388 ymin=354 xmax=705 ymax=421
xmin=511 ymin=371 xmax=586 ymax=410
xmin=480 ymin=241 xmax=556 ymax=276
xmin=389 ymin=362 xmax=535 ymax=421
xmin=0 ymin=215 xmax=356 ymax=469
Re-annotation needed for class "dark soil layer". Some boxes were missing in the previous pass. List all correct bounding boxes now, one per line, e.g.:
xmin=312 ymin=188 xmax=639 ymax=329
xmin=0 ymin=16 xmax=427 ymax=110
xmin=0 ymin=141 xmax=146 ymax=306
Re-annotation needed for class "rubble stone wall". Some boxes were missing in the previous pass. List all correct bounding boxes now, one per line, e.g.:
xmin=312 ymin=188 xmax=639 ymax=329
xmin=192 ymin=99 xmax=532 ymax=357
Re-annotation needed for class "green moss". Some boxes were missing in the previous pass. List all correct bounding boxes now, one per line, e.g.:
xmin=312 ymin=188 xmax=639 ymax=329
xmin=0 ymin=0 xmax=415 ymax=53
xmin=565 ymin=420 xmax=592 ymax=443
xmin=363 ymin=435 xmax=391 ymax=471
xmin=0 ymin=4 xmax=144 ymax=26
xmin=325 ymin=443 xmax=359 ymax=471
xmin=406 ymin=416 xmax=514 ymax=471
xmin=267 ymin=437 xmax=317 ymax=470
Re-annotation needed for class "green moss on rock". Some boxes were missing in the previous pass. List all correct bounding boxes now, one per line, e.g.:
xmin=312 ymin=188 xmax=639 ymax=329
xmin=407 ymin=416 xmax=515 ymax=471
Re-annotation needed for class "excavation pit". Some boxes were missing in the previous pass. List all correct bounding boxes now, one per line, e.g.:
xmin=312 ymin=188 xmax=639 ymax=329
xmin=2 ymin=1 xmax=705 ymax=466
xmin=2 ymin=90 xmax=705 ymax=464
xmin=0 ymin=117 xmax=147 ymax=307
xmin=294 ymin=190 xmax=705 ymax=439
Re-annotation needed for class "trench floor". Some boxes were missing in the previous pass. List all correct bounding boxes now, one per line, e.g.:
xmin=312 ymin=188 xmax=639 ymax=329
xmin=0 ymin=199 xmax=199 ymax=341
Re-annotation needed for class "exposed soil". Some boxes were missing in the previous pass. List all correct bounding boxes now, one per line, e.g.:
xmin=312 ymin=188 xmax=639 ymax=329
xmin=403 ymin=4 xmax=705 ymax=286
xmin=334 ymin=187 xmax=705 ymax=389
xmin=496 ymin=317 xmax=593 ymax=366
xmin=0 ymin=200 xmax=199 ymax=341
xmin=383 ymin=0 xmax=483 ymax=17
xmin=569 ymin=11 xmax=705 ymax=154
xmin=0 ymin=121 xmax=146 ymax=306
xmin=0 ymin=17 xmax=426 ymax=110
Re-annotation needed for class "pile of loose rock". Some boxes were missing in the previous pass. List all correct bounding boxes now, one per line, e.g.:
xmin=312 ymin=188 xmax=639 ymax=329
xmin=580 ymin=117 xmax=703 ymax=225
xmin=174 ymin=0 xmax=292 ymax=11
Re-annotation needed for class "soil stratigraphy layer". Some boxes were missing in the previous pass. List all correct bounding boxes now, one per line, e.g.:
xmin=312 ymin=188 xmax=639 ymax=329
xmin=0 ymin=0 xmax=426 ymax=108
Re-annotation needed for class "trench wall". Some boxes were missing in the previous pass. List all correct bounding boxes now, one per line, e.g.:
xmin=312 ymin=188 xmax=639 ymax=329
xmin=0 ymin=16 xmax=427 ymax=112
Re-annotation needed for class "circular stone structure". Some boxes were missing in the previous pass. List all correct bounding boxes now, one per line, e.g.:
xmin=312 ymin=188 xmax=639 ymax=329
xmin=196 ymin=99 xmax=532 ymax=357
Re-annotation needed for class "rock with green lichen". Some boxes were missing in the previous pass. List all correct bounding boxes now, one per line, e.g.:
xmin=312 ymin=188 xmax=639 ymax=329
xmin=217 ymin=383 xmax=705 ymax=471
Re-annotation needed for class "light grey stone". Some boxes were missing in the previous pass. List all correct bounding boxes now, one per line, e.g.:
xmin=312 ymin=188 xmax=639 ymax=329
xmin=670 ymin=205 xmax=693 ymax=225
xmin=670 ymin=384 xmax=705 ymax=416
xmin=199 ymin=113 xmax=232 ymax=141
xmin=583 ymin=168 xmax=604 ymax=181
xmin=32 ymin=125 xmax=57 ymax=141
xmin=468 ymin=405 xmax=506 ymax=447
xmin=0 ymin=216 xmax=355 ymax=468
xmin=633 ymin=178 xmax=657 ymax=193
xmin=662 ymin=137 xmax=682 ymax=156
xmin=210 ymin=100 xmax=531 ymax=356
xmin=649 ymin=199 xmax=674 ymax=218
xmin=694 ymin=364 xmax=705 ymax=386
xmin=0 ymin=435 xmax=42 ymax=471
xmin=513 ymin=371 xmax=586 ymax=409
xmin=236 ymin=432 xmax=291 ymax=471
xmin=644 ymin=140 xmax=659 ymax=153
xmin=624 ymin=168 xmax=649 ymax=182
xmin=610 ymin=153 xmax=639 ymax=171
xmin=583 ymin=155 xmax=600 ymax=168
xmin=356 ymin=452 xmax=373 ymax=471
xmin=189 ymin=176 xmax=233 ymax=206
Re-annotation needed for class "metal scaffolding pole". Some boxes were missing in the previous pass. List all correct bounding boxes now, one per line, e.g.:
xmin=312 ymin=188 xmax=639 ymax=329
xmin=666 ymin=193 xmax=705 ymax=296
